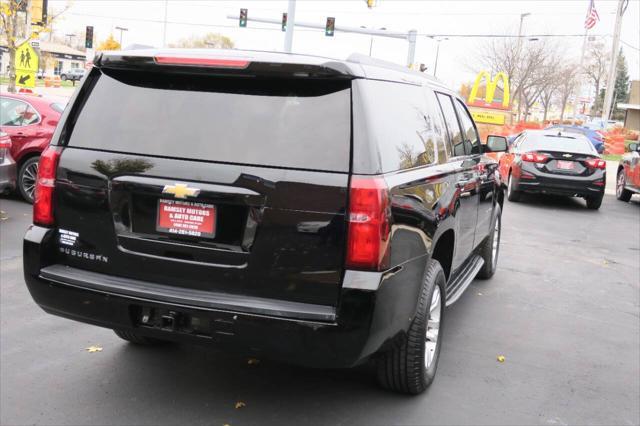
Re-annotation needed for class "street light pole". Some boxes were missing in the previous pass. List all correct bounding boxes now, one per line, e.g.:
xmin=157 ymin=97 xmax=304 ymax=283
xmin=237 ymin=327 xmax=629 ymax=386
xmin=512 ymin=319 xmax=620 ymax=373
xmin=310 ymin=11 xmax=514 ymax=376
xmin=515 ymin=12 xmax=530 ymax=123
xmin=115 ymin=26 xmax=128 ymax=47
xmin=432 ymin=37 xmax=448 ymax=78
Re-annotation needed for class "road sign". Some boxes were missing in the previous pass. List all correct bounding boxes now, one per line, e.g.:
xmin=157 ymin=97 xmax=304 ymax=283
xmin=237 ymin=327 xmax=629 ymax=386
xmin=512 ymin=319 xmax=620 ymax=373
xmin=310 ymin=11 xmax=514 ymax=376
xmin=15 ymin=72 xmax=36 ymax=88
xmin=15 ymin=41 xmax=39 ymax=88
xmin=16 ymin=41 xmax=39 ymax=73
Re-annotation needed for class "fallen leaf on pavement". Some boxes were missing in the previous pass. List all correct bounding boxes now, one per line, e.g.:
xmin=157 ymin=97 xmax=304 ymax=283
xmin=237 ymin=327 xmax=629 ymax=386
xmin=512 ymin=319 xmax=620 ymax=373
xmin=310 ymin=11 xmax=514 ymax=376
xmin=235 ymin=401 xmax=246 ymax=409
xmin=85 ymin=345 xmax=103 ymax=353
xmin=497 ymin=355 xmax=505 ymax=363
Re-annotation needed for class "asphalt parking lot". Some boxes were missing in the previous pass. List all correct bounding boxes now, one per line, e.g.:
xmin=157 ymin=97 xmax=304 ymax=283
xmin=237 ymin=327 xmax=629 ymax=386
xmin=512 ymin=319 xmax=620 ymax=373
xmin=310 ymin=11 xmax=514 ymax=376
xmin=1 ymin=193 xmax=639 ymax=426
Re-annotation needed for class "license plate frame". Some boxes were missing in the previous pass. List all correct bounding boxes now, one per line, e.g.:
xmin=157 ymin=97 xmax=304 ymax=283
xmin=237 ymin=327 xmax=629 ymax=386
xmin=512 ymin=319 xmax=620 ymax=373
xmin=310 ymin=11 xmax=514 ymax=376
xmin=556 ymin=160 xmax=575 ymax=170
xmin=156 ymin=199 xmax=216 ymax=239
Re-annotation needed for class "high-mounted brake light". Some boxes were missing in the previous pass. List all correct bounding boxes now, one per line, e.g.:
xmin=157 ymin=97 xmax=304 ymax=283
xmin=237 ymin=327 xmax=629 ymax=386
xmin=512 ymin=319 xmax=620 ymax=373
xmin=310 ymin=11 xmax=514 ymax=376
xmin=33 ymin=146 xmax=62 ymax=227
xmin=346 ymin=176 xmax=391 ymax=271
xmin=585 ymin=158 xmax=606 ymax=169
xmin=521 ymin=152 xmax=549 ymax=163
xmin=154 ymin=56 xmax=250 ymax=69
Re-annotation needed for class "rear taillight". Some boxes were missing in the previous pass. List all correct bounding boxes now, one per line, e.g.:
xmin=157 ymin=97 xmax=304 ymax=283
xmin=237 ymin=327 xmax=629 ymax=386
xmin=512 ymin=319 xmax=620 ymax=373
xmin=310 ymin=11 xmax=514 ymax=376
xmin=521 ymin=152 xmax=549 ymax=163
xmin=585 ymin=158 xmax=606 ymax=169
xmin=346 ymin=176 xmax=391 ymax=271
xmin=0 ymin=137 xmax=10 ymax=161
xmin=33 ymin=146 xmax=62 ymax=226
xmin=0 ymin=137 xmax=11 ymax=150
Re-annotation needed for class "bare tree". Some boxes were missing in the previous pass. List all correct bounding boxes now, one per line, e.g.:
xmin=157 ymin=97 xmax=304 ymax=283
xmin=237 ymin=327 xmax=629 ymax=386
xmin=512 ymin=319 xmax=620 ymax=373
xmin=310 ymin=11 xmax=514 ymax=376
xmin=476 ymin=36 xmax=562 ymax=122
xmin=583 ymin=41 xmax=609 ymax=116
xmin=170 ymin=33 xmax=234 ymax=49
xmin=556 ymin=65 xmax=579 ymax=122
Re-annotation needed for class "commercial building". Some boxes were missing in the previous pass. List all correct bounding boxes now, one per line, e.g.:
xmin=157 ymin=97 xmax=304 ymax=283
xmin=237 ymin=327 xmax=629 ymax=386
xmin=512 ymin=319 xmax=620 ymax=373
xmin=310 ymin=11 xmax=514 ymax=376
xmin=617 ymin=80 xmax=640 ymax=131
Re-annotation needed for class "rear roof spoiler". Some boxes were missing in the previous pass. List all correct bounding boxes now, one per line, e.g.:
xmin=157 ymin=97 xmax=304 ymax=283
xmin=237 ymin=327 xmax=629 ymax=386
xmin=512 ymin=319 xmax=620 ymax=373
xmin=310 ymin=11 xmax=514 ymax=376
xmin=95 ymin=48 xmax=365 ymax=79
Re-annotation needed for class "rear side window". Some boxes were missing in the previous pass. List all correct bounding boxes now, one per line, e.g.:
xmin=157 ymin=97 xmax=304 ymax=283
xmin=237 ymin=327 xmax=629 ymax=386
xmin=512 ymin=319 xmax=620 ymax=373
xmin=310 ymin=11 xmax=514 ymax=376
xmin=0 ymin=98 xmax=39 ymax=126
xmin=355 ymin=80 xmax=440 ymax=172
xmin=453 ymin=99 xmax=480 ymax=154
xmin=67 ymin=69 xmax=351 ymax=172
xmin=435 ymin=93 xmax=466 ymax=157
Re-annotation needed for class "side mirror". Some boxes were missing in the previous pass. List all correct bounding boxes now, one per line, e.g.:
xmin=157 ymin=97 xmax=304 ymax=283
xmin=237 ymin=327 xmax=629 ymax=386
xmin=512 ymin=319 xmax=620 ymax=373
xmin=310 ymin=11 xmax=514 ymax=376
xmin=485 ymin=135 xmax=508 ymax=153
xmin=629 ymin=142 xmax=639 ymax=152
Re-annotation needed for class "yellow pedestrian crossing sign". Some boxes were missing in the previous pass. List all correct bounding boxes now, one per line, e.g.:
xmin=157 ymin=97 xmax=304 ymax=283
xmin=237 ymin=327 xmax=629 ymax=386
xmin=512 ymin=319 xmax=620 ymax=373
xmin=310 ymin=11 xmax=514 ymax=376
xmin=15 ymin=41 xmax=39 ymax=88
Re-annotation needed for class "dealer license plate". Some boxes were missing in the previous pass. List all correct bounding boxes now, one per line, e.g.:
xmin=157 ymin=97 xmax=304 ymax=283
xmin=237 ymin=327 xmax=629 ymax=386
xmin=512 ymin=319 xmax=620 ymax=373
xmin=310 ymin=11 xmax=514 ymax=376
xmin=156 ymin=199 xmax=216 ymax=238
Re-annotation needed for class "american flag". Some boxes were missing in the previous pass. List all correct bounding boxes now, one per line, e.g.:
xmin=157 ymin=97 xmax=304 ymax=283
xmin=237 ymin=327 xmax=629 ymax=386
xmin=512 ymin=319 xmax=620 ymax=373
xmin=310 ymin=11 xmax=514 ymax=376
xmin=584 ymin=0 xmax=600 ymax=29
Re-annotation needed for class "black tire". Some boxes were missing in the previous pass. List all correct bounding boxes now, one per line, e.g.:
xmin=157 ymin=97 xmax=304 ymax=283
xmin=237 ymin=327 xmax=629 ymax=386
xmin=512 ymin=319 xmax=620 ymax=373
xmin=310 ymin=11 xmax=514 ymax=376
xmin=17 ymin=156 xmax=40 ymax=204
xmin=507 ymin=172 xmax=521 ymax=202
xmin=586 ymin=195 xmax=603 ymax=210
xmin=477 ymin=204 xmax=502 ymax=279
xmin=376 ymin=259 xmax=445 ymax=394
xmin=616 ymin=169 xmax=632 ymax=202
xmin=113 ymin=329 xmax=166 ymax=345
xmin=60 ymin=74 xmax=67 ymax=81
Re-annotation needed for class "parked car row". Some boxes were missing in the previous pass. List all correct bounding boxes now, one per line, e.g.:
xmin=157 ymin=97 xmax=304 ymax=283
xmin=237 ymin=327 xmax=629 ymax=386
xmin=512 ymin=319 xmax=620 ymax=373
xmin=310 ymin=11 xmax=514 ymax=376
xmin=0 ymin=93 xmax=65 ymax=202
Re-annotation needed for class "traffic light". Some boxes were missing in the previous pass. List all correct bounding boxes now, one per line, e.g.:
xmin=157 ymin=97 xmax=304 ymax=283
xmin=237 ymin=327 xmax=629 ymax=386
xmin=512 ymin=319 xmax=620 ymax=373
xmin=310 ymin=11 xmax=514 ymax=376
xmin=239 ymin=8 xmax=247 ymax=27
xmin=282 ymin=13 xmax=287 ymax=32
xmin=325 ymin=17 xmax=335 ymax=37
xmin=85 ymin=26 xmax=94 ymax=49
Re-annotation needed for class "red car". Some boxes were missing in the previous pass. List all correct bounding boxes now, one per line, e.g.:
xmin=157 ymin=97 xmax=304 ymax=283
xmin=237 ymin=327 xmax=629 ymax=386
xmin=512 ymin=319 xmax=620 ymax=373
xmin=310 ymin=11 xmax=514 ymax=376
xmin=0 ymin=93 xmax=65 ymax=202
xmin=616 ymin=142 xmax=640 ymax=202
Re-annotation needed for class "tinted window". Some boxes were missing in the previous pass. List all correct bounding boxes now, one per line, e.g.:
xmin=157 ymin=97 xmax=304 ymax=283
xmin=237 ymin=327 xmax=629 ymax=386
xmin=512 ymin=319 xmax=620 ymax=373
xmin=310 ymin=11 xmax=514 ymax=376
xmin=454 ymin=99 xmax=480 ymax=154
xmin=68 ymin=70 xmax=351 ymax=172
xmin=0 ymin=98 xmax=39 ymax=126
xmin=424 ymin=89 xmax=451 ymax=162
xmin=357 ymin=80 xmax=440 ymax=172
xmin=436 ymin=93 xmax=465 ymax=157
xmin=520 ymin=133 xmax=597 ymax=155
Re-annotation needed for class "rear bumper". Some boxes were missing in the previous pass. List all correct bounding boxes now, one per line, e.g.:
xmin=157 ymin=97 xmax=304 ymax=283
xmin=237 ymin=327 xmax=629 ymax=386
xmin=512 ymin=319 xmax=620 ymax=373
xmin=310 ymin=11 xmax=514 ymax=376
xmin=515 ymin=165 xmax=605 ymax=197
xmin=0 ymin=154 xmax=17 ymax=193
xmin=24 ymin=225 xmax=427 ymax=368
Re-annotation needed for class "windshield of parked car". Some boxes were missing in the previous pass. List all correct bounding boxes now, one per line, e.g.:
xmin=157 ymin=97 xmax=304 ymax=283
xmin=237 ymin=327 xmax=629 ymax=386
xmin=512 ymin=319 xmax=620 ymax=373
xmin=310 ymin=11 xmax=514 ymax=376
xmin=520 ymin=133 xmax=597 ymax=155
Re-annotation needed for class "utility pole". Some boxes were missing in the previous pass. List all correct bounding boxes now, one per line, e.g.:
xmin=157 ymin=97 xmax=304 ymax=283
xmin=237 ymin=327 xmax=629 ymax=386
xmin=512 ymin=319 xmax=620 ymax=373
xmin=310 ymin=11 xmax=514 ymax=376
xmin=162 ymin=0 xmax=168 ymax=48
xmin=283 ymin=0 xmax=296 ymax=53
xmin=601 ymin=0 xmax=627 ymax=122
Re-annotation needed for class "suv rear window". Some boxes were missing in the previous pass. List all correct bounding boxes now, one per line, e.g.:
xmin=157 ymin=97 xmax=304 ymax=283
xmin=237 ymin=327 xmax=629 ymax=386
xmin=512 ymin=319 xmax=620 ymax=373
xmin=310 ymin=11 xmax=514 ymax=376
xmin=67 ymin=69 xmax=351 ymax=172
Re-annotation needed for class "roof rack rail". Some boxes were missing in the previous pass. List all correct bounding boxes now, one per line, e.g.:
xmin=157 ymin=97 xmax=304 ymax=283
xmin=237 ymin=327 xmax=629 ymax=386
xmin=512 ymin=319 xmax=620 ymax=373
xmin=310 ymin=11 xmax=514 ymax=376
xmin=346 ymin=53 xmax=445 ymax=86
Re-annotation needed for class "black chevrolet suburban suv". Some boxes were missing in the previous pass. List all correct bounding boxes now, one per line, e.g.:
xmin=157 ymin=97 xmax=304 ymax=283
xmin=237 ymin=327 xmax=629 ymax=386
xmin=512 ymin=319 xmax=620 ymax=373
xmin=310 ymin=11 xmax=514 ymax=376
xmin=24 ymin=50 xmax=507 ymax=394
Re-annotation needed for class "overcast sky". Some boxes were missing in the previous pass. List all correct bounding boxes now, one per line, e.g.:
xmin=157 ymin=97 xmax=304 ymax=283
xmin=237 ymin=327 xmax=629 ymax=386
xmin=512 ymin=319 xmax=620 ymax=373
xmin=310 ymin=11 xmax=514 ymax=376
xmin=49 ymin=0 xmax=640 ymax=90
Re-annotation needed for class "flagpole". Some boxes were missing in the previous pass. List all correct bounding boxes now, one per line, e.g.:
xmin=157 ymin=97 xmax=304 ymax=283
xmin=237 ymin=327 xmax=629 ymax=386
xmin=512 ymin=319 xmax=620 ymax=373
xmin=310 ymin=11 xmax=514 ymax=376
xmin=571 ymin=28 xmax=589 ymax=125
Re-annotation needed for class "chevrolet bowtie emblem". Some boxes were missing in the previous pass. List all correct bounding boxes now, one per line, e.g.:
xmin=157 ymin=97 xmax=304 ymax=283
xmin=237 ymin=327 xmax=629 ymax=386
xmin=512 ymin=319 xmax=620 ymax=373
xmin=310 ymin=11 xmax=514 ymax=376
xmin=162 ymin=183 xmax=200 ymax=199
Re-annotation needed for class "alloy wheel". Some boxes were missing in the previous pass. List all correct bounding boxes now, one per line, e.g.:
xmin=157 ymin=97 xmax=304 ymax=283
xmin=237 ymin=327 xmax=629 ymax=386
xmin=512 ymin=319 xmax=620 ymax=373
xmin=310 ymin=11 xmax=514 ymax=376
xmin=21 ymin=161 xmax=38 ymax=202
xmin=617 ymin=172 xmax=625 ymax=198
xmin=425 ymin=286 xmax=442 ymax=369
xmin=492 ymin=215 xmax=501 ymax=269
